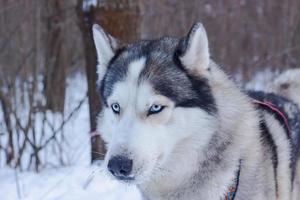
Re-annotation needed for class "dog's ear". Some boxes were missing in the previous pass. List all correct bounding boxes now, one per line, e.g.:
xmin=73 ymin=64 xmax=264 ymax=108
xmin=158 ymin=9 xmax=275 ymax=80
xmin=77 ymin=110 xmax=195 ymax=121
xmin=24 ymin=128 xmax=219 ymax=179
xmin=177 ymin=23 xmax=210 ymax=75
xmin=92 ymin=24 xmax=122 ymax=81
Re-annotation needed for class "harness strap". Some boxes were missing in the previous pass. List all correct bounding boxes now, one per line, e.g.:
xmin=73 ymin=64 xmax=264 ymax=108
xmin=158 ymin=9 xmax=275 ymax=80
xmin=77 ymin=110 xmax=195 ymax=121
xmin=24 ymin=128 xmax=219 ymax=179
xmin=224 ymin=99 xmax=291 ymax=200
xmin=252 ymin=99 xmax=292 ymax=137
xmin=224 ymin=160 xmax=241 ymax=200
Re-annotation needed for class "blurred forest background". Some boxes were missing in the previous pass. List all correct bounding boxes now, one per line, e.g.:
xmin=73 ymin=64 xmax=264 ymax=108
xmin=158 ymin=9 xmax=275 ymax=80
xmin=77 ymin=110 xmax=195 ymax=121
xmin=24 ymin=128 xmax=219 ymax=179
xmin=0 ymin=0 xmax=300 ymax=172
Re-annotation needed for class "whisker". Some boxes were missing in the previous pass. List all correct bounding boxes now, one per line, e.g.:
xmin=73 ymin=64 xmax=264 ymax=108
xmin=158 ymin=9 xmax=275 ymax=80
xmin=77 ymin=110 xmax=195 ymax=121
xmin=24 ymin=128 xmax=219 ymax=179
xmin=92 ymin=151 xmax=106 ymax=156
xmin=83 ymin=170 xmax=96 ymax=189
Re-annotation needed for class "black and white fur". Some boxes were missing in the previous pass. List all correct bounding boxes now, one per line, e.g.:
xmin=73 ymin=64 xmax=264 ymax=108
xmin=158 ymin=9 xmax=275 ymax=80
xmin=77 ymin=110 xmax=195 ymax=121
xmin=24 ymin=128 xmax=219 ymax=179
xmin=268 ymin=68 xmax=300 ymax=107
xmin=93 ymin=22 xmax=300 ymax=200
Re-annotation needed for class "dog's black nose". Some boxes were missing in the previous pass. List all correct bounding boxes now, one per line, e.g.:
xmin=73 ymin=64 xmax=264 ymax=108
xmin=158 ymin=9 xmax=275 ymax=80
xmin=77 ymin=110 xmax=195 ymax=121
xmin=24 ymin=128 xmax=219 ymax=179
xmin=108 ymin=156 xmax=133 ymax=180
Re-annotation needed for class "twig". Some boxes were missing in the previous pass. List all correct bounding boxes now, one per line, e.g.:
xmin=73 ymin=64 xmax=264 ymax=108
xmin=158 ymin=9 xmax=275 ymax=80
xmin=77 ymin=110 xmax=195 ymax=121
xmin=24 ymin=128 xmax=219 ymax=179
xmin=40 ymin=93 xmax=87 ymax=149
xmin=38 ymin=137 xmax=90 ymax=199
xmin=14 ymin=169 xmax=22 ymax=199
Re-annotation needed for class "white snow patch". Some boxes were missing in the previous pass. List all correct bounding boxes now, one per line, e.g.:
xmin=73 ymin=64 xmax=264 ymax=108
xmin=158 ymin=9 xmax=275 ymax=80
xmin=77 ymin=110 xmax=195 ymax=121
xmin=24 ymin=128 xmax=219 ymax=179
xmin=0 ymin=165 xmax=142 ymax=200
xmin=245 ymin=68 xmax=280 ymax=91
xmin=82 ymin=0 xmax=98 ymax=12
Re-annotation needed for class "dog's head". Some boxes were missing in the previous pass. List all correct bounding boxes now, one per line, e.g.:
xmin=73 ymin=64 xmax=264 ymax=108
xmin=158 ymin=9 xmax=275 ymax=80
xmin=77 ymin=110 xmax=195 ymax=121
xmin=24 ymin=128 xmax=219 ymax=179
xmin=269 ymin=69 xmax=300 ymax=106
xmin=93 ymin=23 xmax=217 ymax=184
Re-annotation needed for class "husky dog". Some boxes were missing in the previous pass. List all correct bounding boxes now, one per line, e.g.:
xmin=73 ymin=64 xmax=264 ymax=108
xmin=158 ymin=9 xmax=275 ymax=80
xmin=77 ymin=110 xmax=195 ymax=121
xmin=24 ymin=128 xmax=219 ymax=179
xmin=93 ymin=23 xmax=300 ymax=200
xmin=268 ymin=68 xmax=300 ymax=107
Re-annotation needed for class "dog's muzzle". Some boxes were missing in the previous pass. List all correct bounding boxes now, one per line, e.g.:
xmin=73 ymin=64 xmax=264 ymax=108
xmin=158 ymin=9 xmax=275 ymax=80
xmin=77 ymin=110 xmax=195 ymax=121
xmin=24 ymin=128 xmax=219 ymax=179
xmin=108 ymin=156 xmax=134 ymax=181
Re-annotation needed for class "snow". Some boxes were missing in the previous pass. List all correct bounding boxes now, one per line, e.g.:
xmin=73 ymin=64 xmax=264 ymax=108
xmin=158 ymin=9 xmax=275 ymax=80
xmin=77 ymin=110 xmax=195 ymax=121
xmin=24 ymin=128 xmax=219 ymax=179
xmin=82 ymin=0 xmax=98 ymax=12
xmin=0 ymin=72 xmax=142 ymax=200
xmin=0 ymin=165 xmax=142 ymax=200
xmin=245 ymin=68 xmax=279 ymax=91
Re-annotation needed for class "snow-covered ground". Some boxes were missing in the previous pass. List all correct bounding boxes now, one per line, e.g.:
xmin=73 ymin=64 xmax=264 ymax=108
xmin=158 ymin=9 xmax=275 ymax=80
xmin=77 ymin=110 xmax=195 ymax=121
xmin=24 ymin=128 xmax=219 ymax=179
xmin=0 ymin=165 xmax=142 ymax=200
xmin=0 ymin=73 xmax=142 ymax=200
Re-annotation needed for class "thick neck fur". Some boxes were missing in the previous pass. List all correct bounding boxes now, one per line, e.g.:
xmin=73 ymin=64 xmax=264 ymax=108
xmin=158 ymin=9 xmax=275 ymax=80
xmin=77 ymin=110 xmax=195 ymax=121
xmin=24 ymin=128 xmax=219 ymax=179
xmin=138 ymin=61 xmax=261 ymax=200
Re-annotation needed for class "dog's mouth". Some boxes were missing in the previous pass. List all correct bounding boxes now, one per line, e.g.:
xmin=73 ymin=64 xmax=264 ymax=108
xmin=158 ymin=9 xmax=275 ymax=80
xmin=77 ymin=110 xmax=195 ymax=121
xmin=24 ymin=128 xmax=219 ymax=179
xmin=105 ymin=167 xmax=137 ymax=184
xmin=112 ymin=174 xmax=135 ymax=182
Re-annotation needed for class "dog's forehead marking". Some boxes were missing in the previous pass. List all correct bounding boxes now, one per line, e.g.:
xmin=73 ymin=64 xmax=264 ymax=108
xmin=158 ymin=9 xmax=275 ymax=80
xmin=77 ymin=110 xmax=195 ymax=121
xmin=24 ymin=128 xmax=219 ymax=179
xmin=127 ymin=57 xmax=146 ymax=83
xmin=108 ymin=57 xmax=147 ymax=106
xmin=101 ymin=38 xmax=177 ymax=103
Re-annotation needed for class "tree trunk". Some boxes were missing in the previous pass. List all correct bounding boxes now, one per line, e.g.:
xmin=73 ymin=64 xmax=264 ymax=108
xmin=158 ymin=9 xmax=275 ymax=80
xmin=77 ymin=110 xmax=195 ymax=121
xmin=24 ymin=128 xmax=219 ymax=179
xmin=0 ymin=91 xmax=14 ymax=166
xmin=76 ymin=0 xmax=105 ymax=162
xmin=43 ymin=0 xmax=67 ymax=113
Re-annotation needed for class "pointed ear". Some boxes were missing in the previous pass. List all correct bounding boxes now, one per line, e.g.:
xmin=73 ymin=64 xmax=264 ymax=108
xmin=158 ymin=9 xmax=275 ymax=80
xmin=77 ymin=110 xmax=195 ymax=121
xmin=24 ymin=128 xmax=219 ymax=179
xmin=92 ymin=24 xmax=122 ymax=81
xmin=178 ymin=23 xmax=210 ymax=75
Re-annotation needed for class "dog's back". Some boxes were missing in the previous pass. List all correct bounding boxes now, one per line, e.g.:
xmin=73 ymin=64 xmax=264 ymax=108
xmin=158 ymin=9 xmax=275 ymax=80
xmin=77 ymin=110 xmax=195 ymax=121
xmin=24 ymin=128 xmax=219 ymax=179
xmin=247 ymin=90 xmax=300 ymax=199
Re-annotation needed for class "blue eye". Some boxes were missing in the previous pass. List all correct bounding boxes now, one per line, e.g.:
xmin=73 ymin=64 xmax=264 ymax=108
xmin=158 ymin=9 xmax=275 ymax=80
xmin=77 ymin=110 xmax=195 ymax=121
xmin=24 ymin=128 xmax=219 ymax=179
xmin=111 ymin=103 xmax=120 ymax=114
xmin=148 ymin=104 xmax=165 ymax=115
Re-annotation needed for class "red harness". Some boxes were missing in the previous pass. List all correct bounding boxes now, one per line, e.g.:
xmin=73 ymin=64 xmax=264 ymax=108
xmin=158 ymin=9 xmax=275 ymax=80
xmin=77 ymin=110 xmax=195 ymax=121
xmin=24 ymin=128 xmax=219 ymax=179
xmin=253 ymin=99 xmax=292 ymax=137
